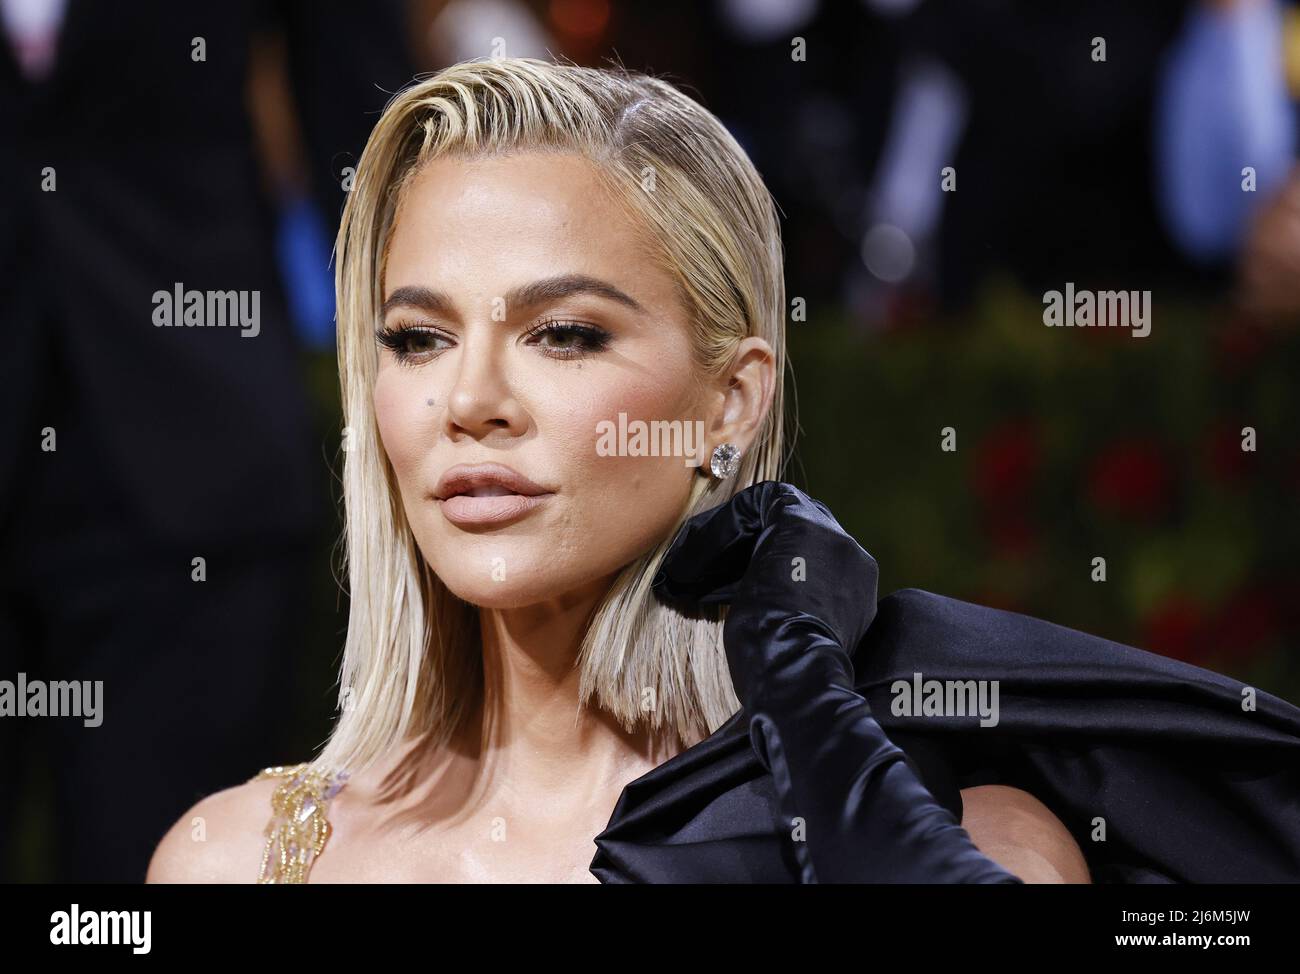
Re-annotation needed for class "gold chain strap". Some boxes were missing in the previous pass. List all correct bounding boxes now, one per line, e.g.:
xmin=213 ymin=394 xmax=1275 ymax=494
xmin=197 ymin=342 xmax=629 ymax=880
xmin=252 ymin=763 xmax=350 ymax=884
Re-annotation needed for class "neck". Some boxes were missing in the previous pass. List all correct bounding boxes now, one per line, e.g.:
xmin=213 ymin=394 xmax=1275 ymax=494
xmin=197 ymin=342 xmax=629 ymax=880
xmin=462 ymin=575 xmax=678 ymax=810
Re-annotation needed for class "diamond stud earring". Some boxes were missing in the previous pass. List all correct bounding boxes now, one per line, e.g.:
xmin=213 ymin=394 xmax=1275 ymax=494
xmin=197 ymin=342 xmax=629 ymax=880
xmin=709 ymin=442 xmax=741 ymax=479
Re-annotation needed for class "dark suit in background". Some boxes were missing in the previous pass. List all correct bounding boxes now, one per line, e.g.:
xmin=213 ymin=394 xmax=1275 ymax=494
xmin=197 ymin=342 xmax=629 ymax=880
xmin=0 ymin=0 xmax=412 ymax=881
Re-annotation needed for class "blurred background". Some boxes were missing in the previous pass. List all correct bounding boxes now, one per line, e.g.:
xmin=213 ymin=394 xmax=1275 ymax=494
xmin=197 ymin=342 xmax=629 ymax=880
xmin=3 ymin=0 xmax=1299 ymax=882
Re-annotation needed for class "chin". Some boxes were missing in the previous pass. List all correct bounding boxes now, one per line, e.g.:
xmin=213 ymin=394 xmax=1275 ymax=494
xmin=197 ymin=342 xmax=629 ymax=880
xmin=439 ymin=575 xmax=558 ymax=610
xmin=424 ymin=550 xmax=580 ymax=610
xmin=424 ymin=540 xmax=633 ymax=612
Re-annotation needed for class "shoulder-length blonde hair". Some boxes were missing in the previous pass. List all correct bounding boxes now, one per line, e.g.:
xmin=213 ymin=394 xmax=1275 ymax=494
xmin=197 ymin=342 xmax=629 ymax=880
xmin=312 ymin=56 xmax=790 ymax=777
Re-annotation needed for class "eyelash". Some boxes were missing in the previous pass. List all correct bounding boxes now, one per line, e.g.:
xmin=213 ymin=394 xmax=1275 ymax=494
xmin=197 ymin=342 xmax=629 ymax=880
xmin=376 ymin=318 xmax=613 ymax=366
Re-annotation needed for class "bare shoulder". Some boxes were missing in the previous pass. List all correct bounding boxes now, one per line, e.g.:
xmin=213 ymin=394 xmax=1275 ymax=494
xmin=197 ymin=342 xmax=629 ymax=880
xmin=146 ymin=775 xmax=281 ymax=884
xmin=959 ymin=784 xmax=1092 ymax=884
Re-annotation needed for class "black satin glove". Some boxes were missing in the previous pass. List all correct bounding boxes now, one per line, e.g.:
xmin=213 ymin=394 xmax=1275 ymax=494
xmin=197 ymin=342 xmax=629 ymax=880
xmin=654 ymin=481 xmax=1022 ymax=884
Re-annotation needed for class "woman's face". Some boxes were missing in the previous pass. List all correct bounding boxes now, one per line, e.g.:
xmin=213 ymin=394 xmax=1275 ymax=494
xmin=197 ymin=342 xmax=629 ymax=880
xmin=375 ymin=151 xmax=717 ymax=609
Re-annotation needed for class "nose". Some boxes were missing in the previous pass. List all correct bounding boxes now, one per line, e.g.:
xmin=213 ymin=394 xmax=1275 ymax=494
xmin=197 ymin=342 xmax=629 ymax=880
xmin=442 ymin=329 xmax=528 ymax=440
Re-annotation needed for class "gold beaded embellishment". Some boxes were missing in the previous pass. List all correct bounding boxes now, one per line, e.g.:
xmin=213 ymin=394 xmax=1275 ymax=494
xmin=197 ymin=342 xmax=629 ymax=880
xmin=251 ymin=763 xmax=350 ymax=884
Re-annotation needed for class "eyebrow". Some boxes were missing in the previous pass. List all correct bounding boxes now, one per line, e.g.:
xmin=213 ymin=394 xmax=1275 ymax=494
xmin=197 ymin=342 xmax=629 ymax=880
xmin=380 ymin=274 xmax=645 ymax=322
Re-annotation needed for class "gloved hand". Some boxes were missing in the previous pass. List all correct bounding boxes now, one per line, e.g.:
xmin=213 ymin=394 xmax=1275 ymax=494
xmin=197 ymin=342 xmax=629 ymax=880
xmin=654 ymin=481 xmax=1022 ymax=883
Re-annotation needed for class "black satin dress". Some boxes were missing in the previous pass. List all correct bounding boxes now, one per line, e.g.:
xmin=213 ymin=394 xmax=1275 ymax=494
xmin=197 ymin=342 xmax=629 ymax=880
xmin=590 ymin=586 xmax=1300 ymax=883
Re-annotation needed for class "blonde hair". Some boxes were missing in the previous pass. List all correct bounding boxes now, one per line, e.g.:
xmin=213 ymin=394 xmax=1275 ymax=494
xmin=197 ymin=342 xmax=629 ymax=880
xmin=312 ymin=56 xmax=789 ymax=777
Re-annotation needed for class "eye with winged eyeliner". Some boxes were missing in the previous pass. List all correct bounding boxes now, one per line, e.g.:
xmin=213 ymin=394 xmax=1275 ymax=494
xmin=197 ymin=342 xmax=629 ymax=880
xmin=376 ymin=317 xmax=614 ymax=365
xmin=376 ymin=274 xmax=635 ymax=366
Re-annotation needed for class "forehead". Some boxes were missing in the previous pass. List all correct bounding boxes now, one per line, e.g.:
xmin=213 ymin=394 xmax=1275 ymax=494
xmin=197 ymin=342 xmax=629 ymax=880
xmin=384 ymin=151 xmax=662 ymax=296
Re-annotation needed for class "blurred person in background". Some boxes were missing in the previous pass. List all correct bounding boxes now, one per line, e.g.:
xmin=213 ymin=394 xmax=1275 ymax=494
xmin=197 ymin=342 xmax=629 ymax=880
xmin=859 ymin=0 xmax=1298 ymax=324
xmin=1238 ymin=159 xmax=1300 ymax=321
xmin=0 ymin=0 xmax=412 ymax=881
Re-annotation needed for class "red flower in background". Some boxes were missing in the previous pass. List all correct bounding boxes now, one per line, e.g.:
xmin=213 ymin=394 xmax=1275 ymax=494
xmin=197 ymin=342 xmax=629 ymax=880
xmin=1140 ymin=594 xmax=1206 ymax=663
xmin=879 ymin=282 xmax=938 ymax=334
xmin=1213 ymin=314 xmax=1271 ymax=377
xmin=1203 ymin=583 xmax=1282 ymax=668
xmin=983 ymin=510 xmax=1037 ymax=554
xmin=1142 ymin=584 xmax=1282 ymax=668
xmin=1086 ymin=437 xmax=1173 ymax=520
xmin=1203 ymin=421 xmax=1252 ymax=485
xmin=968 ymin=588 xmax=1027 ymax=615
xmin=974 ymin=420 xmax=1038 ymax=505
xmin=974 ymin=420 xmax=1040 ymax=555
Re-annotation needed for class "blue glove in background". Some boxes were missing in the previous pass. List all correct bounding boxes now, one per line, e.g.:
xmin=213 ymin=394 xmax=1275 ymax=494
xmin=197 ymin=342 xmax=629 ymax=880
xmin=1155 ymin=0 xmax=1297 ymax=263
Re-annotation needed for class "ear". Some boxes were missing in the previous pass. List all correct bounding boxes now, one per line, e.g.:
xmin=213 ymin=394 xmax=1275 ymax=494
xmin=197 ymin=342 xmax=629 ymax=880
xmin=704 ymin=337 xmax=776 ymax=458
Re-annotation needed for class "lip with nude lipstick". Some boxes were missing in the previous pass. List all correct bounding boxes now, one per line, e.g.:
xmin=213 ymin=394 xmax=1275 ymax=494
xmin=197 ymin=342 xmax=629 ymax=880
xmin=432 ymin=462 xmax=555 ymax=526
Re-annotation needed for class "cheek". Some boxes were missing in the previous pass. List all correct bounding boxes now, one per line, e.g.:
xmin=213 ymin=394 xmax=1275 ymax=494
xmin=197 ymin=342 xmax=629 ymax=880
xmin=550 ymin=361 xmax=703 ymax=525
xmin=373 ymin=370 xmax=432 ymax=484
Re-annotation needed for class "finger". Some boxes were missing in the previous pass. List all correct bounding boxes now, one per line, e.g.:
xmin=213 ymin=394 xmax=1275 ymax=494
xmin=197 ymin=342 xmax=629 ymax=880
xmin=651 ymin=480 xmax=779 ymax=606
xmin=742 ymin=486 xmax=881 ymax=649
